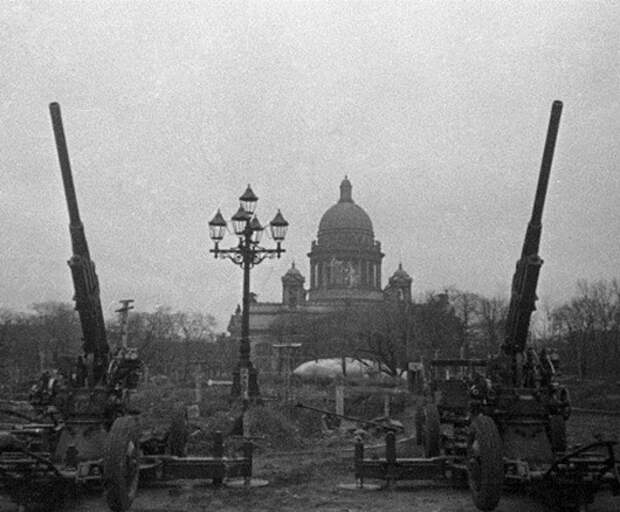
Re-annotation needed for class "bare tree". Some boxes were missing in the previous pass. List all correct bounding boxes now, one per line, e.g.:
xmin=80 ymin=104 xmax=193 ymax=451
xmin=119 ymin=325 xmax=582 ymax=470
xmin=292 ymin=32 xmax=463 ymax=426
xmin=445 ymin=287 xmax=481 ymax=357
xmin=477 ymin=296 xmax=507 ymax=356
xmin=172 ymin=311 xmax=217 ymax=381
xmin=29 ymin=301 xmax=81 ymax=370
xmin=412 ymin=292 xmax=463 ymax=360
xmin=551 ymin=279 xmax=620 ymax=379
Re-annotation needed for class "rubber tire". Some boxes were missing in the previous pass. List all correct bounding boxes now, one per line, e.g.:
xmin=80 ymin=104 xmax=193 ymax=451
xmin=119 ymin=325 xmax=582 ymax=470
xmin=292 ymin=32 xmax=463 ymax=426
xmin=414 ymin=405 xmax=425 ymax=446
xmin=549 ymin=415 xmax=567 ymax=453
xmin=104 ymin=416 xmax=140 ymax=512
xmin=467 ymin=415 xmax=503 ymax=511
xmin=167 ymin=406 xmax=189 ymax=457
xmin=423 ymin=404 xmax=440 ymax=457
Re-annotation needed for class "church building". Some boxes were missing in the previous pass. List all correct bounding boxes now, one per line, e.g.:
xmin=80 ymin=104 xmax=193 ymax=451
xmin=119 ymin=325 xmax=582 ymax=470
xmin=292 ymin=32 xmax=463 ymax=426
xmin=227 ymin=177 xmax=412 ymax=371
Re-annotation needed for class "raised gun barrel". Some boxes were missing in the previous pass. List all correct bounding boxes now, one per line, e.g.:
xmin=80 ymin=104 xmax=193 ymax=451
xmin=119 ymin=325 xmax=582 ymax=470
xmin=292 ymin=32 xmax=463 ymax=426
xmin=502 ymin=100 xmax=563 ymax=358
xmin=49 ymin=102 xmax=109 ymax=385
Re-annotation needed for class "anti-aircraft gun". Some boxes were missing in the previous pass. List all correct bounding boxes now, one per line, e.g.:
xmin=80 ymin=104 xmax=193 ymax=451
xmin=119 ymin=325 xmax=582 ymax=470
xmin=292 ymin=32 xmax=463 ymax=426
xmin=45 ymin=102 xmax=142 ymax=412
xmin=416 ymin=102 xmax=568 ymax=466
xmin=0 ymin=104 xmax=257 ymax=511
xmin=352 ymin=102 xmax=619 ymax=511
xmin=492 ymin=99 xmax=565 ymax=392
xmin=0 ymin=103 xmax=143 ymax=512
xmin=443 ymin=101 xmax=618 ymax=510
xmin=55 ymin=98 xmax=110 ymax=388
xmin=463 ymin=100 xmax=572 ymax=509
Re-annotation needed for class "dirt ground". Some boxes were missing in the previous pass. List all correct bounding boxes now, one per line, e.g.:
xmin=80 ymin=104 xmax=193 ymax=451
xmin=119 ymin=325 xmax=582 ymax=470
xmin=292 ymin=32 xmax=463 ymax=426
xmin=2 ymin=412 xmax=619 ymax=512
xmin=2 ymin=380 xmax=620 ymax=512
xmin=28 ymin=453 xmax=620 ymax=512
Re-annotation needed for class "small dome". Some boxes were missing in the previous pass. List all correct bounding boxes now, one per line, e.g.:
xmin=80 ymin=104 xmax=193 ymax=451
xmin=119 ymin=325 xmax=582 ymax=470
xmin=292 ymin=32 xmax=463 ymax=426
xmin=282 ymin=261 xmax=304 ymax=283
xmin=389 ymin=263 xmax=412 ymax=284
xmin=318 ymin=177 xmax=374 ymax=237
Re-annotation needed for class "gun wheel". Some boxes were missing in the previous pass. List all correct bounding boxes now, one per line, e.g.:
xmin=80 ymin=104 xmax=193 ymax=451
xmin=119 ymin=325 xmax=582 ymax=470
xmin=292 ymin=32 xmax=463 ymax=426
xmin=423 ymin=404 xmax=440 ymax=457
xmin=467 ymin=415 xmax=503 ymax=511
xmin=104 ymin=416 xmax=140 ymax=512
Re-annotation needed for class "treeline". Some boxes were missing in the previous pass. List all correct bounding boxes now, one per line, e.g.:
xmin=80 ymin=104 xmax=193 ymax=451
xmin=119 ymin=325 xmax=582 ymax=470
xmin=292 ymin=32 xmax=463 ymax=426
xmin=0 ymin=302 xmax=82 ymax=393
xmin=420 ymin=281 xmax=620 ymax=380
xmin=268 ymin=279 xmax=620 ymax=380
xmin=1 ymin=278 xmax=618 ymax=391
xmin=0 ymin=302 xmax=237 ymax=393
xmin=550 ymin=279 xmax=620 ymax=379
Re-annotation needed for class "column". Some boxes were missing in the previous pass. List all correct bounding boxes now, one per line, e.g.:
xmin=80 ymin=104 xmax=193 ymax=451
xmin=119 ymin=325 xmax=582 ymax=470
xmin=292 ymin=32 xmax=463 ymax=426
xmin=361 ymin=259 xmax=367 ymax=288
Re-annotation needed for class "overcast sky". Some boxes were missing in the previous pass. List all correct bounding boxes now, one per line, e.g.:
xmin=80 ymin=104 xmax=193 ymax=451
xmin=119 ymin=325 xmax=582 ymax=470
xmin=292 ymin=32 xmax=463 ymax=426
xmin=2 ymin=1 xmax=619 ymax=330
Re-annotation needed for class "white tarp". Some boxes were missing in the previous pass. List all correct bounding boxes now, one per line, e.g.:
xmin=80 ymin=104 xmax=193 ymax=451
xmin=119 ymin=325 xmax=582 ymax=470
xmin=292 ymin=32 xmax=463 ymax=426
xmin=293 ymin=358 xmax=392 ymax=379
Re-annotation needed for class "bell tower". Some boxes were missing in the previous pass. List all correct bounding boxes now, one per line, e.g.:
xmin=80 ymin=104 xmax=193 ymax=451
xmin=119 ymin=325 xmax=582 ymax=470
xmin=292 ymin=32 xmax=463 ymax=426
xmin=384 ymin=263 xmax=413 ymax=304
xmin=281 ymin=262 xmax=305 ymax=308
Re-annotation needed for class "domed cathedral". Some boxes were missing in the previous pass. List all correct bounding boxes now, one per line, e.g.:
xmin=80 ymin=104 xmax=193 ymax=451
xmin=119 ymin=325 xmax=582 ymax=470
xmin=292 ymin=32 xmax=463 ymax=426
xmin=308 ymin=177 xmax=384 ymax=303
xmin=227 ymin=177 xmax=413 ymax=373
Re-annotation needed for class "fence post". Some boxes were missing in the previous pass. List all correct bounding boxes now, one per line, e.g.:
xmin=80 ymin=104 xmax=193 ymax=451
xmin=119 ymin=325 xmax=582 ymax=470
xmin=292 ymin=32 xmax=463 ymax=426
xmin=335 ymin=384 xmax=345 ymax=416
xmin=194 ymin=364 xmax=202 ymax=403
xmin=383 ymin=393 xmax=390 ymax=418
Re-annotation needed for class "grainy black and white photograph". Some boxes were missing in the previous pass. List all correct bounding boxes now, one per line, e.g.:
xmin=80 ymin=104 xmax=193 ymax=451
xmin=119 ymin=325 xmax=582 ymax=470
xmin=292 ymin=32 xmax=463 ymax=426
xmin=1 ymin=1 xmax=620 ymax=511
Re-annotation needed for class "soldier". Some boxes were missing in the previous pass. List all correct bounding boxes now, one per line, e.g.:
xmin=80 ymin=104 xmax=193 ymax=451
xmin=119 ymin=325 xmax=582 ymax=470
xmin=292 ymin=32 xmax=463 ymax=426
xmin=523 ymin=347 xmax=541 ymax=388
xmin=539 ymin=348 xmax=555 ymax=387
xmin=71 ymin=355 xmax=87 ymax=387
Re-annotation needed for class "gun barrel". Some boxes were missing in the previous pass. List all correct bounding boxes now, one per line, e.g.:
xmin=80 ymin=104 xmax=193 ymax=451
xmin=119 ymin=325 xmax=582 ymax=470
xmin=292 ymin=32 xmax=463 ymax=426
xmin=50 ymin=102 xmax=82 ymax=228
xmin=520 ymin=101 xmax=562 ymax=259
xmin=502 ymin=101 xmax=563 ymax=359
xmin=530 ymin=100 xmax=563 ymax=229
xmin=49 ymin=102 xmax=109 ymax=379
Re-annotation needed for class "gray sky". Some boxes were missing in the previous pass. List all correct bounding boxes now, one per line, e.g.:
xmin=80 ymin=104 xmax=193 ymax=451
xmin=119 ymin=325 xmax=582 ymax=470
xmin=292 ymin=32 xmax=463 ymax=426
xmin=2 ymin=1 xmax=619 ymax=329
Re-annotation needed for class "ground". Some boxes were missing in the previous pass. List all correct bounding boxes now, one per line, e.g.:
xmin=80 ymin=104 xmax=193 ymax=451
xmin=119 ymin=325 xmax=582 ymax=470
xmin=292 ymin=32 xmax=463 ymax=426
xmin=35 ymin=431 xmax=620 ymax=512
xmin=1 ymin=379 xmax=619 ymax=511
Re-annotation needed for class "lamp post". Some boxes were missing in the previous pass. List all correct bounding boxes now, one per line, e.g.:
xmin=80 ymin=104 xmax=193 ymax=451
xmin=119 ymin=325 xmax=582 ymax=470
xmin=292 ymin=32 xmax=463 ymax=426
xmin=209 ymin=185 xmax=288 ymax=400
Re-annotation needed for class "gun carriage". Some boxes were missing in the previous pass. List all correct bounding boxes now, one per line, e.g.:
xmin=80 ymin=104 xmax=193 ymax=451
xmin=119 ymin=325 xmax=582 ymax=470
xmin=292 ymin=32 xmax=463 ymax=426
xmin=353 ymin=101 xmax=620 ymax=511
xmin=0 ymin=104 xmax=254 ymax=512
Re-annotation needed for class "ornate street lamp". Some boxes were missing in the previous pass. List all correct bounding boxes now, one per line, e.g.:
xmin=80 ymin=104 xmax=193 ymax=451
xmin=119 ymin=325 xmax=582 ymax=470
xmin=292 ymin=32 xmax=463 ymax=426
xmin=208 ymin=185 xmax=288 ymax=399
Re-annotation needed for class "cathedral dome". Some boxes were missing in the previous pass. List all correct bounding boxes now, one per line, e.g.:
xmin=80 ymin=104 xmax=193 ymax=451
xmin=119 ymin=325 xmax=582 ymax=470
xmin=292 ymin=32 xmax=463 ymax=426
xmin=308 ymin=177 xmax=384 ymax=302
xmin=317 ymin=177 xmax=374 ymax=244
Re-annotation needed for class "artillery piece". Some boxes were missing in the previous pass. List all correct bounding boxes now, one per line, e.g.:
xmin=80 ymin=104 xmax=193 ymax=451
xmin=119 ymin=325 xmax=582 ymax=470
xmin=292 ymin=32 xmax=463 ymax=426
xmin=0 ymin=103 xmax=255 ymax=512
xmin=0 ymin=102 xmax=145 ymax=512
xmin=353 ymin=101 xmax=620 ymax=511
